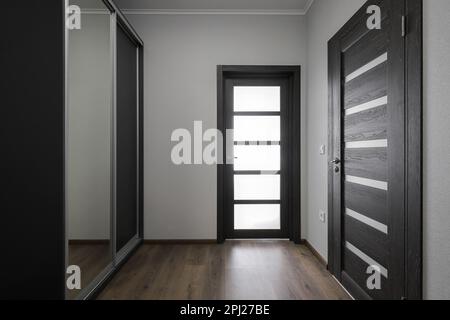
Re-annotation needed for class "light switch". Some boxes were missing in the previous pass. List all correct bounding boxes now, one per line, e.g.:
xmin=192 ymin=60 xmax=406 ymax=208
xmin=319 ymin=144 xmax=326 ymax=155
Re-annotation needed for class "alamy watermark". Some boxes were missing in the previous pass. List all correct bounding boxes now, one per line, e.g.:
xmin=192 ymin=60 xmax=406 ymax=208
xmin=171 ymin=121 xmax=233 ymax=165
xmin=66 ymin=5 xmax=81 ymax=30
xmin=366 ymin=265 xmax=382 ymax=290
xmin=367 ymin=5 xmax=381 ymax=30
xmin=66 ymin=265 xmax=81 ymax=290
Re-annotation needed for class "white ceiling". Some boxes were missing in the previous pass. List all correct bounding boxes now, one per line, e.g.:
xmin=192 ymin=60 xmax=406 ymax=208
xmin=114 ymin=0 xmax=314 ymax=13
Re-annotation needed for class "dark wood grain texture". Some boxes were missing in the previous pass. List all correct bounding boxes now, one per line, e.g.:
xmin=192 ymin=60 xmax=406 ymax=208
xmin=343 ymin=14 xmax=389 ymax=76
xmin=345 ymin=148 xmax=387 ymax=181
xmin=344 ymin=63 xmax=387 ymax=109
xmin=405 ymin=0 xmax=423 ymax=300
xmin=328 ymin=0 xmax=423 ymax=300
xmin=344 ymin=105 xmax=387 ymax=142
xmin=340 ymin=272 xmax=371 ymax=300
xmin=97 ymin=241 xmax=351 ymax=300
xmin=345 ymin=182 xmax=388 ymax=225
xmin=327 ymin=36 xmax=342 ymax=278
xmin=342 ymin=249 xmax=389 ymax=299
xmin=345 ymin=216 xmax=389 ymax=267
xmin=386 ymin=0 xmax=406 ymax=300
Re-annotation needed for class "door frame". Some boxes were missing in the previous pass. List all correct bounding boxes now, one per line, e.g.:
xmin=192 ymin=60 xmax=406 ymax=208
xmin=217 ymin=66 xmax=301 ymax=244
xmin=327 ymin=0 xmax=423 ymax=299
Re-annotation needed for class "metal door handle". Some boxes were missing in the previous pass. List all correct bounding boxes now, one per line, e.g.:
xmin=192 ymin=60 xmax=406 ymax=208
xmin=330 ymin=158 xmax=341 ymax=165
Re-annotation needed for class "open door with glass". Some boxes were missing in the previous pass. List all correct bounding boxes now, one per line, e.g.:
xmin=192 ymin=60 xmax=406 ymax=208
xmin=218 ymin=66 xmax=301 ymax=242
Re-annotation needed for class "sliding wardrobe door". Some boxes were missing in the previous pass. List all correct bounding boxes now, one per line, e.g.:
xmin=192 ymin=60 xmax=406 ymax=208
xmin=66 ymin=0 xmax=113 ymax=299
xmin=116 ymin=24 xmax=139 ymax=252
xmin=65 ymin=0 xmax=143 ymax=299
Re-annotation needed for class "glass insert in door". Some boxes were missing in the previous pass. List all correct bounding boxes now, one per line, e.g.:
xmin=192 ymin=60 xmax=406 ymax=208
xmin=232 ymin=86 xmax=282 ymax=231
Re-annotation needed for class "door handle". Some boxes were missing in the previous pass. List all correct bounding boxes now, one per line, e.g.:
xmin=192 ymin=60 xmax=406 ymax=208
xmin=330 ymin=158 xmax=341 ymax=165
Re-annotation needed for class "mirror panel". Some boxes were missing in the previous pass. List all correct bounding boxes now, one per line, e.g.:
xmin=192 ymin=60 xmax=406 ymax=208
xmin=66 ymin=0 xmax=112 ymax=299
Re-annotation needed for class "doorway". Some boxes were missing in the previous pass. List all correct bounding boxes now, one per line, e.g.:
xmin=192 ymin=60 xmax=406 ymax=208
xmin=217 ymin=66 xmax=301 ymax=242
xmin=327 ymin=0 xmax=422 ymax=300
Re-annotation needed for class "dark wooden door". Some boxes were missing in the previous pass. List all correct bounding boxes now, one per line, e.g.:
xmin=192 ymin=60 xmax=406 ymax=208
xmin=217 ymin=66 xmax=301 ymax=243
xmin=328 ymin=0 xmax=422 ymax=300
xmin=224 ymin=77 xmax=289 ymax=239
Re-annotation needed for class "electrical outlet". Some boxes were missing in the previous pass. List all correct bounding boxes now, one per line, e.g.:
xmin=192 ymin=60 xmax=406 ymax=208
xmin=319 ymin=210 xmax=326 ymax=223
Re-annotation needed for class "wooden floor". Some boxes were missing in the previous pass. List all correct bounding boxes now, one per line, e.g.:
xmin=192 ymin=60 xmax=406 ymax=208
xmin=97 ymin=240 xmax=350 ymax=300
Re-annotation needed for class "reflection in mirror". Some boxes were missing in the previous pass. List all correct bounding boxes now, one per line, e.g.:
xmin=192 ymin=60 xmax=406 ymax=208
xmin=67 ymin=0 xmax=112 ymax=299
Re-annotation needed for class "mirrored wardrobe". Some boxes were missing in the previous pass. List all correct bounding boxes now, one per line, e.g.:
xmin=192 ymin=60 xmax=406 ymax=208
xmin=66 ymin=0 xmax=143 ymax=299
xmin=1 ymin=0 xmax=142 ymax=299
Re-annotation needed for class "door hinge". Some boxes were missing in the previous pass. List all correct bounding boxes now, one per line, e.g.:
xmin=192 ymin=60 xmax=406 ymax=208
xmin=401 ymin=15 xmax=407 ymax=37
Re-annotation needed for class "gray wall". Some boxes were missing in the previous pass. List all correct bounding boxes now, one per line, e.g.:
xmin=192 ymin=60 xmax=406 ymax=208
xmin=304 ymin=0 xmax=365 ymax=261
xmin=423 ymin=0 xmax=450 ymax=300
xmin=305 ymin=0 xmax=450 ymax=299
xmin=124 ymin=14 xmax=307 ymax=239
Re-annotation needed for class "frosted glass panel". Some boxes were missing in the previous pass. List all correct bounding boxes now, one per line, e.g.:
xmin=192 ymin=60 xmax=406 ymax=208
xmin=234 ymin=87 xmax=280 ymax=112
xmin=234 ymin=175 xmax=280 ymax=200
xmin=234 ymin=145 xmax=280 ymax=171
xmin=234 ymin=204 xmax=281 ymax=230
xmin=234 ymin=116 xmax=280 ymax=142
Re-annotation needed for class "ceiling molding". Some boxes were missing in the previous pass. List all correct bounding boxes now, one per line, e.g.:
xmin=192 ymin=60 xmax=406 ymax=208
xmin=121 ymin=8 xmax=309 ymax=15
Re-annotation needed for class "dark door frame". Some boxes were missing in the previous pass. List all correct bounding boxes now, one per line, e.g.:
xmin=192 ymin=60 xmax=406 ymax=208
xmin=327 ymin=0 xmax=422 ymax=299
xmin=217 ymin=65 xmax=301 ymax=244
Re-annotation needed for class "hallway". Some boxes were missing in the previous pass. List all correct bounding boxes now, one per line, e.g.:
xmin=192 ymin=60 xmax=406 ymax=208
xmin=5 ymin=0 xmax=448 ymax=302
xmin=98 ymin=241 xmax=350 ymax=300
